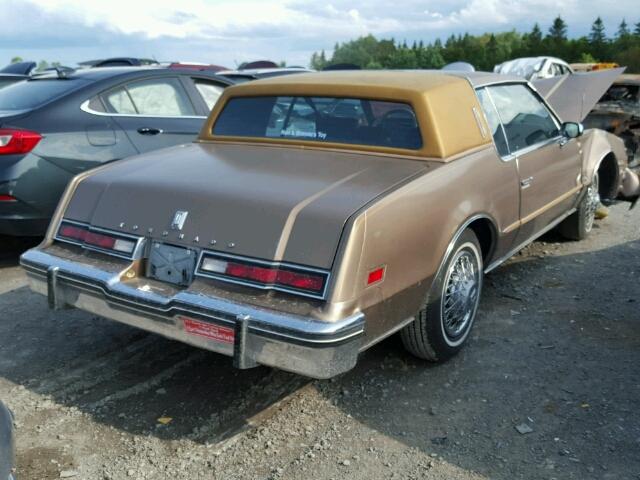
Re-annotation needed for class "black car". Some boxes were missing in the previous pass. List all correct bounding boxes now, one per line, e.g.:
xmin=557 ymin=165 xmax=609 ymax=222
xmin=0 ymin=61 xmax=36 ymax=90
xmin=0 ymin=66 xmax=234 ymax=236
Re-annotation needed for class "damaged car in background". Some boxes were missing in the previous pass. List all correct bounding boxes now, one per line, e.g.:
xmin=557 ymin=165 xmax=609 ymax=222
xmin=494 ymin=56 xmax=573 ymax=80
xmin=584 ymin=74 xmax=640 ymax=168
xmin=20 ymin=70 xmax=630 ymax=378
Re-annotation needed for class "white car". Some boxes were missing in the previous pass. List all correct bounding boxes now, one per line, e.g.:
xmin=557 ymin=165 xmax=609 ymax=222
xmin=494 ymin=56 xmax=573 ymax=81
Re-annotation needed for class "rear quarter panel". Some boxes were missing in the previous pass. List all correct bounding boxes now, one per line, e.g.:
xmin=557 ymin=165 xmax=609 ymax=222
xmin=327 ymin=146 xmax=521 ymax=344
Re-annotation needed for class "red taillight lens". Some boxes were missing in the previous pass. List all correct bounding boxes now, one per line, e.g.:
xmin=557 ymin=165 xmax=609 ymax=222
xmin=226 ymin=262 xmax=278 ymax=284
xmin=200 ymin=255 xmax=328 ymax=297
xmin=58 ymin=223 xmax=87 ymax=242
xmin=0 ymin=129 xmax=42 ymax=155
xmin=84 ymin=230 xmax=116 ymax=249
xmin=275 ymin=269 xmax=324 ymax=292
xmin=57 ymin=221 xmax=137 ymax=255
xmin=0 ymin=194 xmax=17 ymax=202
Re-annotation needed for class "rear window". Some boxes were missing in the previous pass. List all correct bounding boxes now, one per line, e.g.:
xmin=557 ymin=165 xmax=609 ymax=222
xmin=212 ymin=96 xmax=422 ymax=150
xmin=0 ymin=79 xmax=85 ymax=111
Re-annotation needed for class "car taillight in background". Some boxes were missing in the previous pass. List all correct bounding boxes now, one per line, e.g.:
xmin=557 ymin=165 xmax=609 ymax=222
xmin=199 ymin=253 xmax=329 ymax=299
xmin=57 ymin=221 xmax=140 ymax=257
xmin=0 ymin=129 xmax=42 ymax=155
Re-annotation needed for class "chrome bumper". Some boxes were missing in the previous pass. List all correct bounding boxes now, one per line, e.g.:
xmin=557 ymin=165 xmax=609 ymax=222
xmin=20 ymin=248 xmax=364 ymax=379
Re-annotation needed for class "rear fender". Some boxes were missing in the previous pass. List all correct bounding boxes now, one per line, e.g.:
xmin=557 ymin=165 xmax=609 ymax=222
xmin=580 ymin=129 xmax=626 ymax=198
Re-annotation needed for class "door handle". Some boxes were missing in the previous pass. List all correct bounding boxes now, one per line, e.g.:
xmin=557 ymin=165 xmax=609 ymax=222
xmin=520 ymin=176 xmax=533 ymax=189
xmin=137 ymin=127 xmax=163 ymax=135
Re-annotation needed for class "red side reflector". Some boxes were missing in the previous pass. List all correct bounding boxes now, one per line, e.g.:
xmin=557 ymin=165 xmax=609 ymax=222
xmin=367 ymin=266 xmax=385 ymax=285
xmin=0 ymin=194 xmax=17 ymax=202
xmin=0 ymin=129 xmax=42 ymax=155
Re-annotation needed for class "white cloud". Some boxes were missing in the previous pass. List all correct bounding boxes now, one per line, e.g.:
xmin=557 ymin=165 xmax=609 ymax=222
xmin=0 ymin=0 xmax=637 ymax=67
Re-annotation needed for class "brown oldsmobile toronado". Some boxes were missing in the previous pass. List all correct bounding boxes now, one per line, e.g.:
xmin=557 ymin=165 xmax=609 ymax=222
xmin=20 ymin=71 xmax=627 ymax=378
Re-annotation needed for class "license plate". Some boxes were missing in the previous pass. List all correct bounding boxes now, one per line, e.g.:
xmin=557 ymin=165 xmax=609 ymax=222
xmin=148 ymin=242 xmax=197 ymax=287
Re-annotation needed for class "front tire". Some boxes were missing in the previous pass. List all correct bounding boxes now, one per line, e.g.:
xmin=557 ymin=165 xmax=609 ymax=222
xmin=558 ymin=171 xmax=599 ymax=241
xmin=400 ymin=229 xmax=483 ymax=362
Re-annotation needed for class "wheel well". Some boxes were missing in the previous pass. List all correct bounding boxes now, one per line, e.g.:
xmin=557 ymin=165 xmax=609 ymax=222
xmin=597 ymin=153 xmax=619 ymax=201
xmin=467 ymin=218 xmax=496 ymax=264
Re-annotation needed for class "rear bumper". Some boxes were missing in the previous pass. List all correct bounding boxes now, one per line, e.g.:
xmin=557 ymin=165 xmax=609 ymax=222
xmin=20 ymin=248 xmax=364 ymax=379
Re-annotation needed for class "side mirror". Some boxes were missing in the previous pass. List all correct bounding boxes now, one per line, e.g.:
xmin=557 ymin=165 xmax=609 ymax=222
xmin=562 ymin=122 xmax=584 ymax=139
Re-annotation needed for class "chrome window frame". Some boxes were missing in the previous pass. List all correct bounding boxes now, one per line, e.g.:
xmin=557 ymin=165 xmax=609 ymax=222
xmin=80 ymin=75 xmax=207 ymax=119
xmin=80 ymin=99 xmax=207 ymax=119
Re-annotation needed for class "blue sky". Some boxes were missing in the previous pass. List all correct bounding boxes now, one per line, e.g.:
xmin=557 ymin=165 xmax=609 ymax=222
xmin=1 ymin=0 xmax=637 ymax=68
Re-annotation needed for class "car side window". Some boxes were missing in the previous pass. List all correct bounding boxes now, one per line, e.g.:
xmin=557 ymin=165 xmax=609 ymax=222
xmin=194 ymin=81 xmax=224 ymax=110
xmin=487 ymin=84 xmax=559 ymax=153
xmin=476 ymin=88 xmax=509 ymax=157
xmin=104 ymin=88 xmax=136 ymax=114
xmin=102 ymin=77 xmax=195 ymax=116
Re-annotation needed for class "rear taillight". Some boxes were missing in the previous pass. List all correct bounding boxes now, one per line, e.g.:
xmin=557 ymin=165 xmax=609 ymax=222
xmin=0 ymin=194 xmax=17 ymax=202
xmin=57 ymin=221 xmax=138 ymax=256
xmin=0 ymin=129 xmax=42 ymax=155
xmin=199 ymin=254 xmax=328 ymax=298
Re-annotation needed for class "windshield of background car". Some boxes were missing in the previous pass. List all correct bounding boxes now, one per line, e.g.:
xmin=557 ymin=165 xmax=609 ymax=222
xmin=212 ymin=96 xmax=423 ymax=150
xmin=0 ymin=79 xmax=85 ymax=111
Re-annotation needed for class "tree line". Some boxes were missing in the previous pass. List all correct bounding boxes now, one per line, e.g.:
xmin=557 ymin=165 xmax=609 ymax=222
xmin=310 ymin=17 xmax=640 ymax=73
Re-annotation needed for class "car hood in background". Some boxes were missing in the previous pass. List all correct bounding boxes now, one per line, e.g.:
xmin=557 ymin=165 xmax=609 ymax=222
xmin=533 ymin=67 xmax=626 ymax=123
xmin=64 ymin=143 xmax=429 ymax=269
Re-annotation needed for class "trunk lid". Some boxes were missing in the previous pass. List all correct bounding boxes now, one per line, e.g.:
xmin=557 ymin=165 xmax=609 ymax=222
xmin=65 ymin=143 xmax=428 ymax=269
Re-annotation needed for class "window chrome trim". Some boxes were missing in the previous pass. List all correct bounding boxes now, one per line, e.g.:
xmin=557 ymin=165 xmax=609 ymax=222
xmin=80 ymin=99 xmax=207 ymax=119
xmin=196 ymin=249 xmax=330 ymax=300
xmin=55 ymin=219 xmax=146 ymax=260
xmin=478 ymin=86 xmax=512 ymax=161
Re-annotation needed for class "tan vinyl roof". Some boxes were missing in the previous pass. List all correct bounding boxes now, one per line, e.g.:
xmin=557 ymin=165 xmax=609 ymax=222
xmin=200 ymin=70 xmax=503 ymax=159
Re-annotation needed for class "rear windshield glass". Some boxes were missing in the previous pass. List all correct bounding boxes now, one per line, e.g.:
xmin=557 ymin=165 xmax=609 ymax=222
xmin=0 ymin=79 xmax=85 ymax=111
xmin=213 ymin=96 xmax=422 ymax=150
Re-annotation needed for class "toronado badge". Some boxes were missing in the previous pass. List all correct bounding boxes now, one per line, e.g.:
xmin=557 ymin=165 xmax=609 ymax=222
xmin=171 ymin=210 xmax=189 ymax=231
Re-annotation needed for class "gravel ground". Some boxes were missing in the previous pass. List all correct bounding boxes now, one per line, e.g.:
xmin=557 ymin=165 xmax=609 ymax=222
xmin=1 ymin=203 xmax=639 ymax=480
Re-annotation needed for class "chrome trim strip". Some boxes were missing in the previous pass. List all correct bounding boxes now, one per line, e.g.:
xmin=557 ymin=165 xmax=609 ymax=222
xmin=484 ymin=207 xmax=577 ymax=273
xmin=472 ymin=107 xmax=487 ymax=139
xmin=196 ymin=249 xmax=330 ymax=300
xmin=80 ymin=99 xmax=207 ymax=119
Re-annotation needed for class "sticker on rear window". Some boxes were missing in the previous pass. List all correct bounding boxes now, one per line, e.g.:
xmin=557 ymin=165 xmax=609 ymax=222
xmin=181 ymin=316 xmax=235 ymax=344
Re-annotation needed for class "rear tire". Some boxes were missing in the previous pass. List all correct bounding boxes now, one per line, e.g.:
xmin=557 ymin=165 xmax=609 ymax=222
xmin=558 ymin=171 xmax=599 ymax=241
xmin=400 ymin=229 xmax=483 ymax=362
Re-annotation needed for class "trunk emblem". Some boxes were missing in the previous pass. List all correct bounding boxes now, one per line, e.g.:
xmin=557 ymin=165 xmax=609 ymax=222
xmin=171 ymin=211 xmax=189 ymax=231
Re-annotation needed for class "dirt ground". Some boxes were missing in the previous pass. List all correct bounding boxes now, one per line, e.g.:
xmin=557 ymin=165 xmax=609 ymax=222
xmin=0 ymin=202 xmax=639 ymax=480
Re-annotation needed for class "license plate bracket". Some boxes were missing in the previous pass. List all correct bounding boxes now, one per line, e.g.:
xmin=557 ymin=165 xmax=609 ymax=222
xmin=148 ymin=242 xmax=197 ymax=287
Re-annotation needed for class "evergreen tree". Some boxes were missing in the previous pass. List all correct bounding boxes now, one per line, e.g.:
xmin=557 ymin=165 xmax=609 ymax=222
xmin=589 ymin=17 xmax=606 ymax=44
xmin=525 ymin=23 xmax=543 ymax=55
xmin=617 ymin=19 xmax=630 ymax=38
xmin=589 ymin=16 xmax=608 ymax=60
xmin=547 ymin=16 xmax=568 ymax=42
xmin=634 ymin=21 xmax=640 ymax=36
